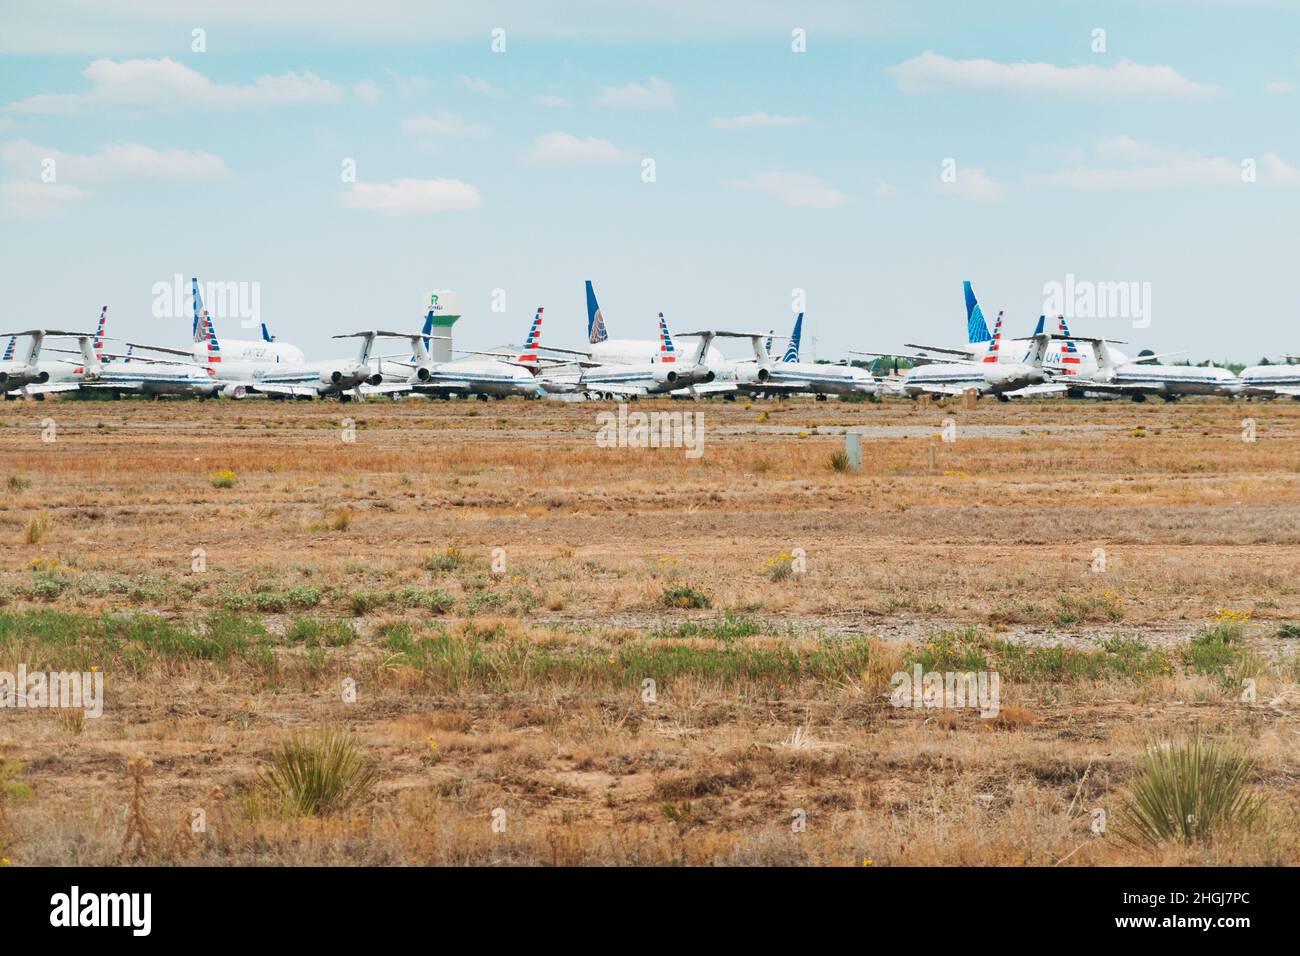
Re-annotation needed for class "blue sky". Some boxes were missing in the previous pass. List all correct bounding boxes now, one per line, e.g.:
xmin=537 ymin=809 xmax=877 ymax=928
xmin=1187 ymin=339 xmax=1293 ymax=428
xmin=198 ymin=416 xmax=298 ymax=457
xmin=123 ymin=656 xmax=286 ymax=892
xmin=2 ymin=1 xmax=1298 ymax=362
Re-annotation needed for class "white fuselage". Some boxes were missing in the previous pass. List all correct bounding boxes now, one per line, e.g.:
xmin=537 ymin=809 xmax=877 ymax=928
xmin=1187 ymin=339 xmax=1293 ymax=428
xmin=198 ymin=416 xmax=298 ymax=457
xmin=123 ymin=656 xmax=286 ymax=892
xmin=749 ymin=361 xmax=877 ymax=396
xmin=1092 ymin=363 xmax=1239 ymax=396
xmin=93 ymin=360 xmax=221 ymax=396
xmin=902 ymin=359 xmax=1043 ymax=396
xmin=1237 ymin=364 xmax=1300 ymax=396
xmin=590 ymin=338 xmax=725 ymax=366
xmin=192 ymin=338 xmax=305 ymax=366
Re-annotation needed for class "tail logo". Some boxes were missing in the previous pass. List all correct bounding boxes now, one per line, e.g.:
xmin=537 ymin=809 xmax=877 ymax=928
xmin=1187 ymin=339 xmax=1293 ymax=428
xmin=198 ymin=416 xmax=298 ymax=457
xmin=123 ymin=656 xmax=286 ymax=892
xmin=783 ymin=313 xmax=803 ymax=363
xmin=657 ymin=312 xmax=675 ymax=363
xmin=965 ymin=281 xmax=992 ymax=344
xmin=518 ymin=307 xmax=543 ymax=365
xmin=981 ymin=310 xmax=1004 ymax=363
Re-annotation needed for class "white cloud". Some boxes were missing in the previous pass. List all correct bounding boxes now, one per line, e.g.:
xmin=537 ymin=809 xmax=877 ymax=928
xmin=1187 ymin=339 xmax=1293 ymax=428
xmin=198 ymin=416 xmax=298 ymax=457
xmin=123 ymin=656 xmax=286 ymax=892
xmin=353 ymin=79 xmax=381 ymax=104
xmin=593 ymin=76 xmax=673 ymax=109
xmin=1265 ymin=79 xmax=1296 ymax=94
xmin=2 ymin=138 xmax=231 ymax=181
xmin=342 ymin=178 xmax=480 ymax=215
xmin=936 ymin=167 xmax=1005 ymax=201
xmin=1026 ymin=139 xmax=1300 ymax=189
xmin=888 ymin=51 xmax=1215 ymax=98
xmin=521 ymin=132 xmax=637 ymax=165
xmin=457 ymin=74 xmax=500 ymax=95
xmin=401 ymin=112 xmax=489 ymax=139
xmin=0 ymin=180 xmax=87 ymax=218
xmin=726 ymin=171 xmax=847 ymax=208
xmin=711 ymin=110 xmax=809 ymax=130
xmin=3 ymin=57 xmax=341 ymax=114
xmin=532 ymin=93 xmax=571 ymax=108
xmin=385 ymin=68 xmax=432 ymax=95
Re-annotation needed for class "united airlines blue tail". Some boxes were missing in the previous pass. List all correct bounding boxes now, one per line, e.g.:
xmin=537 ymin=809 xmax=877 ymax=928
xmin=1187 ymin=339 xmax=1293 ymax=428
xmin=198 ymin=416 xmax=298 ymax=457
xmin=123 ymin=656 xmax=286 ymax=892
xmin=965 ymin=280 xmax=991 ymax=344
xmin=191 ymin=277 xmax=205 ymax=343
xmin=586 ymin=280 xmax=608 ymax=344
xmin=782 ymin=313 xmax=803 ymax=363
xmin=261 ymin=322 xmax=276 ymax=343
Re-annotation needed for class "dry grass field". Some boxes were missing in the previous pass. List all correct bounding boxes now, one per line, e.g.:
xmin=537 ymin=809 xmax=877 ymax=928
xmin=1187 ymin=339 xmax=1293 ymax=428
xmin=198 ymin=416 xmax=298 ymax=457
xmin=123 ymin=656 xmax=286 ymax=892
xmin=1 ymin=393 xmax=1298 ymax=866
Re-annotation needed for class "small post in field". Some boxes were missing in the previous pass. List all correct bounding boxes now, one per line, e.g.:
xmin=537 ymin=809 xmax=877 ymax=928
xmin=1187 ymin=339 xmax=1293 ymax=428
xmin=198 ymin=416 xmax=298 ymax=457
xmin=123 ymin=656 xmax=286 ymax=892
xmin=845 ymin=430 xmax=863 ymax=471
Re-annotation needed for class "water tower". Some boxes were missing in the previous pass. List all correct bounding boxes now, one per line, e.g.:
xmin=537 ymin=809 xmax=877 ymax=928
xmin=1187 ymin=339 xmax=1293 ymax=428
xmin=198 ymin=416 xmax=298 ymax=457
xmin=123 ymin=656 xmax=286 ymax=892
xmin=423 ymin=290 xmax=461 ymax=363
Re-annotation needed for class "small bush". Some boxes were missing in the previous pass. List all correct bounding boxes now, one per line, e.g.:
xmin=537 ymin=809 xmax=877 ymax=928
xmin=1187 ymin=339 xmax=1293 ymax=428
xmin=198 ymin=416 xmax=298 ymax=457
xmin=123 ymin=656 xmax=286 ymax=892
xmin=661 ymin=583 xmax=712 ymax=610
xmin=7 ymin=476 xmax=32 ymax=492
xmin=261 ymin=729 xmax=377 ymax=816
xmin=209 ymin=470 xmax=238 ymax=489
xmin=425 ymin=547 xmax=464 ymax=573
xmin=1117 ymin=731 xmax=1265 ymax=848
xmin=828 ymin=450 xmax=852 ymax=473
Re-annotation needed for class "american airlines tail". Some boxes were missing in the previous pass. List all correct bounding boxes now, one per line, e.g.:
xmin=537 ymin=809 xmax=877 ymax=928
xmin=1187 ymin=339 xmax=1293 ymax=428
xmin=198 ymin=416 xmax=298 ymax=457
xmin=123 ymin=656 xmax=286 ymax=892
xmin=91 ymin=306 xmax=108 ymax=360
xmin=980 ymin=310 xmax=1005 ymax=363
xmin=586 ymin=280 xmax=608 ymax=344
xmin=764 ymin=330 xmax=774 ymax=357
xmin=782 ymin=313 xmax=803 ymax=363
xmin=656 ymin=311 xmax=676 ymax=363
xmin=965 ymin=280 xmax=992 ymax=345
xmin=203 ymin=314 xmax=223 ymax=366
xmin=3 ymin=336 xmax=15 ymax=361
xmin=518 ymin=307 xmax=544 ymax=368
xmin=1055 ymin=315 xmax=1082 ymax=373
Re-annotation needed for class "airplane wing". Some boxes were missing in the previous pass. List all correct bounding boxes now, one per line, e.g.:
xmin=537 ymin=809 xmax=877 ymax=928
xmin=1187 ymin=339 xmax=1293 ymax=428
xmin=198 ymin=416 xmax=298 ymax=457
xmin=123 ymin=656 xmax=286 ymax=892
xmin=1245 ymin=385 xmax=1300 ymax=398
xmin=249 ymin=383 xmax=322 ymax=398
xmin=25 ymin=381 xmax=85 ymax=395
xmin=680 ymin=382 xmax=739 ymax=396
xmin=125 ymin=342 xmax=196 ymax=358
xmin=582 ymin=382 xmax=649 ymax=397
xmin=1072 ymin=380 xmax=1166 ymax=394
xmin=907 ymin=382 xmax=980 ymax=397
xmin=1003 ymin=383 xmax=1070 ymax=398
xmin=359 ymin=382 xmax=413 ymax=396
xmin=411 ymin=380 xmax=478 ymax=394
xmin=902 ymin=343 xmax=978 ymax=358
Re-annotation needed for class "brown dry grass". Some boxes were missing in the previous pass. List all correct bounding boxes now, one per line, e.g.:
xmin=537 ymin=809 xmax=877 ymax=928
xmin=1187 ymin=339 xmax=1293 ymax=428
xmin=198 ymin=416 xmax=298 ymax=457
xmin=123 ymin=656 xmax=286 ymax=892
xmin=1 ymin=394 xmax=1298 ymax=865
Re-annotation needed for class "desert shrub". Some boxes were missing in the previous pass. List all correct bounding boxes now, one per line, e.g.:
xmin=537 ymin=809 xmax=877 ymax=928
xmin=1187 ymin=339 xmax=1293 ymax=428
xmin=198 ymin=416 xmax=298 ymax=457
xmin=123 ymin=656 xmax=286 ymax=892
xmin=261 ymin=729 xmax=377 ymax=816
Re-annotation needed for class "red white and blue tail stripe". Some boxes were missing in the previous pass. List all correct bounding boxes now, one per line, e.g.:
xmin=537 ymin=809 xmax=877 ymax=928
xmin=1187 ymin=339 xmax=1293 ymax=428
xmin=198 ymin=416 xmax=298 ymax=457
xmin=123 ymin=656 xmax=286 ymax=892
xmin=518 ymin=307 xmax=543 ymax=366
xmin=2 ymin=336 xmax=14 ymax=361
xmin=1056 ymin=314 xmax=1081 ymax=373
xmin=981 ymin=310 xmax=1004 ymax=362
xmin=656 ymin=312 xmax=676 ymax=363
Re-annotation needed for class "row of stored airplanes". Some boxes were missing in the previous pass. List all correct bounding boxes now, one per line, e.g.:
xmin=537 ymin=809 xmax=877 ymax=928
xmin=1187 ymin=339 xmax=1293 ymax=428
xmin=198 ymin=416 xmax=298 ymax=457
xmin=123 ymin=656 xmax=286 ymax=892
xmin=2 ymin=279 xmax=1297 ymax=403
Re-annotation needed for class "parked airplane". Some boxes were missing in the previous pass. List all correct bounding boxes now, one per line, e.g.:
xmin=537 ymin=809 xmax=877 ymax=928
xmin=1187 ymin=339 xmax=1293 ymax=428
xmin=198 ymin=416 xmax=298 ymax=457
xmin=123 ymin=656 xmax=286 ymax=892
xmin=0 ymin=328 xmax=103 ymax=398
xmin=741 ymin=312 xmax=877 ymax=399
xmin=1051 ymin=336 xmax=1238 ymax=400
xmin=888 ymin=312 xmax=1065 ymax=400
xmin=540 ymin=281 xmax=726 ymax=367
xmin=572 ymin=312 xmax=719 ymax=398
xmin=373 ymin=307 xmax=548 ymax=399
xmin=186 ymin=277 xmax=305 ymax=366
xmin=1237 ymin=358 xmax=1300 ymax=399
xmin=904 ymin=283 xmax=1133 ymax=375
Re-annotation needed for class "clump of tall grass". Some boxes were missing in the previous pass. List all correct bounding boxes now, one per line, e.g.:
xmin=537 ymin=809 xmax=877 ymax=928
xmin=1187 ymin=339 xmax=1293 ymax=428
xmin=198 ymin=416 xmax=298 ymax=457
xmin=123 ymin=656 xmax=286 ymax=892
xmin=424 ymin=546 xmax=464 ymax=573
xmin=261 ymin=729 xmax=377 ymax=816
xmin=827 ymin=450 xmax=851 ymax=473
xmin=1117 ymin=731 xmax=1265 ymax=848
xmin=7 ymin=476 xmax=32 ymax=492
xmin=208 ymin=469 xmax=237 ymax=489
xmin=24 ymin=514 xmax=49 ymax=545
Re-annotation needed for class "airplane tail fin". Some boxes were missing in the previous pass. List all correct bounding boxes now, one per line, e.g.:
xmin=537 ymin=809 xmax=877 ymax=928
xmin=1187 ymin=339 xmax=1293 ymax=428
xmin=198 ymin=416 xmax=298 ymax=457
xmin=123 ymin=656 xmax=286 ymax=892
xmin=764 ymin=329 xmax=774 ymax=357
xmin=586 ymin=280 xmax=608 ymax=344
xmin=656 ymin=312 xmax=676 ymax=363
xmin=92 ymin=306 xmax=108 ymax=360
xmin=965 ymin=280 xmax=991 ymax=344
xmin=124 ymin=344 xmax=134 ymax=364
xmin=191 ymin=277 xmax=205 ymax=343
xmin=1055 ymin=315 xmax=1082 ymax=372
xmin=518 ymin=307 xmax=544 ymax=369
xmin=2 ymin=336 xmax=14 ymax=361
xmin=980 ymin=310 xmax=1004 ymax=362
xmin=782 ymin=313 xmax=803 ymax=363
xmin=203 ymin=312 xmax=223 ymax=366
xmin=1031 ymin=314 xmax=1045 ymax=336
xmin=261 ymin=322 xmax=275 ymax=343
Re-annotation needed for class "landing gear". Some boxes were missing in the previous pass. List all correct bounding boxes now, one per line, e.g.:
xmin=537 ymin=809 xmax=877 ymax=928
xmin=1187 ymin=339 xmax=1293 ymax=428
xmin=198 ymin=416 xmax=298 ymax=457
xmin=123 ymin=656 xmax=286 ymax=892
xmin=1131 ymin=393 xmax=1147 ymax=403
xmin=996 ymin=393 xmax=1010 ymax=403
xmin=815 ymin=393 xmax=828 ymax=401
